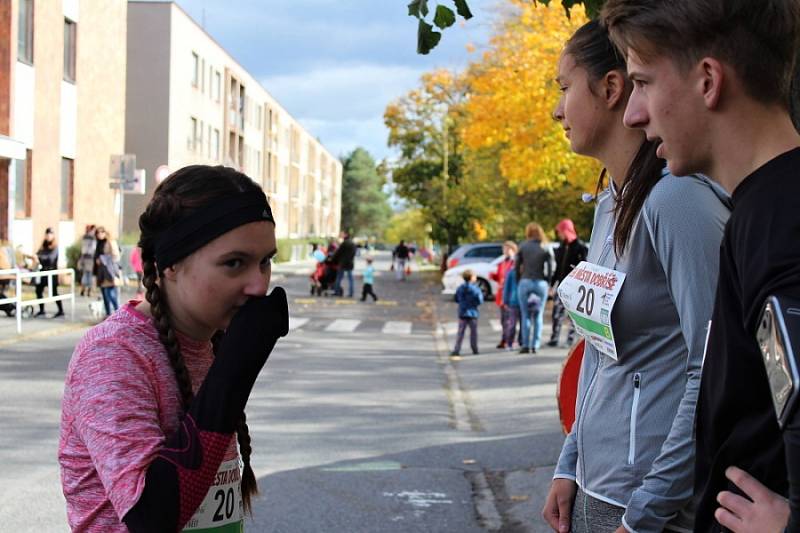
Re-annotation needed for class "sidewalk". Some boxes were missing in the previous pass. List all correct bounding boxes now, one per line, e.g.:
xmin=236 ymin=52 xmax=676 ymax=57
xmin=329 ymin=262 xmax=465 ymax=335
xmin=0 ymin=287 xmax=141 ymax=346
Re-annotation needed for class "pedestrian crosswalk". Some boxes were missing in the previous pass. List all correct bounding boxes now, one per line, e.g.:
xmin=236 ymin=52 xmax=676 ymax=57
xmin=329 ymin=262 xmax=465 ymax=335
xmin=324 ymin=319 xmax=361 ymax=332
xmin=284 ymin=317 xmax=500 ymax=336
xmin=382 ymin=321 xmax=412 ymax=335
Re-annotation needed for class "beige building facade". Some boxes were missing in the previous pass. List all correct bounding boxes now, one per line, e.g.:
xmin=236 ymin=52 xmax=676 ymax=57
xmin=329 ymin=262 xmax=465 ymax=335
xmin=125 ymin=1 xmax=342 ymax=240
xmin=0 ymin=0 xmax=127 ymax=262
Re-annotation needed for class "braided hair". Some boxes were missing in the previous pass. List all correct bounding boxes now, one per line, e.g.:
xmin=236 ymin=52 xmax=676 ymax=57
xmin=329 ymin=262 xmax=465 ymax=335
xmin=138 ymin=165 xmax=263 ymax=513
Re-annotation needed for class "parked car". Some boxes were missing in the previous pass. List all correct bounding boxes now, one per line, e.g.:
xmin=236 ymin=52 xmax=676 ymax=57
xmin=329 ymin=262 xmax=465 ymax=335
xmin=442 ymin=255 xmax=505 ymax=300
xmin=444 ymin=242 xmax=504 ymax=270
xmin=442 ymin=241 xmax=562 ymax=301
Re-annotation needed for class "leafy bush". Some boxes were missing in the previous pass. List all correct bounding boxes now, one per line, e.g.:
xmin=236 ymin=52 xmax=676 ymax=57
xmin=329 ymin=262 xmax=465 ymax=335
xmin=66 ymin=241 xmax=81 ymax=272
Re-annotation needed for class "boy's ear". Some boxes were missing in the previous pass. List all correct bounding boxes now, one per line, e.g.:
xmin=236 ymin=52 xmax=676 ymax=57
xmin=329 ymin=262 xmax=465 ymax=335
xmin=698 ymin=57 xmax=724 ymax=110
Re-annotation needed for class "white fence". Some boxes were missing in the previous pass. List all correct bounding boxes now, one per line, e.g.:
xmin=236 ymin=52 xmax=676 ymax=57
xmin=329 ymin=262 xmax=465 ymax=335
xmin=0 ymin=268 xmax=75 ymax=334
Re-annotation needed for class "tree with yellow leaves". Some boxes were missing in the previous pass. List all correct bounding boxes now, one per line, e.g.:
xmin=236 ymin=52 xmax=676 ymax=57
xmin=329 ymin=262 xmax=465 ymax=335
xmin=384 ymin=69 xmax=488 ymax=251
xmin=462 ymin=1 xmax=600 ymax=193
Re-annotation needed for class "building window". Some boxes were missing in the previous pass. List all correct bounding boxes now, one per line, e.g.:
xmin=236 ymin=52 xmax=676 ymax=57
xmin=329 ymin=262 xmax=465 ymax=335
xmin=190 ymin=117 xmax=198 ymax=150
xmin=60 ymin=157 xmax=74 ymax=220
xmin=201 ymin=58 xmax=205 ymax=93
xmin=14 ymin=150 xmax=32 ymax=218
xmin=209 ymin=65 xmax=213 ymax=99
xmin=215 ymin=71 xmax=221 ymax=102
xmin=191 ymin=52 xmax=199 ymax=87
xmin=207 ymin=124 xmax=212 ymax=158
xmin=18 ymin=0 xmax=33 ymax=64
xmin=197 ymin=120 xmax=204 ymax=153
xmin=63 ymin=18 xmax=77 ymax=83
xmin=213 ymin=129 xmax=220 ymax=161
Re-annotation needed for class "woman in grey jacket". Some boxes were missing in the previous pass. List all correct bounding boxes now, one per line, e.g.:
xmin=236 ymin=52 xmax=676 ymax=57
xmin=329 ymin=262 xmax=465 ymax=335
xmin=543 ymin=21 xmax=730 ymax=533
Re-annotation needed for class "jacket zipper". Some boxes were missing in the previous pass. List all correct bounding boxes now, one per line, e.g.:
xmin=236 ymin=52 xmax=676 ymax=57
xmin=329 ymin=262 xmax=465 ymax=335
xmin=628 ymin=373 xmax=641 ymax=465
xmin=577 ymin=356 xmax=601 ymax=478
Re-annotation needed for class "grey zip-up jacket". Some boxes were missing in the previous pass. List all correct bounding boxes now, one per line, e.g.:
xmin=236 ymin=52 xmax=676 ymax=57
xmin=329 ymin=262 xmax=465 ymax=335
xmin=554 ymin=172 xmax=730 ymax=532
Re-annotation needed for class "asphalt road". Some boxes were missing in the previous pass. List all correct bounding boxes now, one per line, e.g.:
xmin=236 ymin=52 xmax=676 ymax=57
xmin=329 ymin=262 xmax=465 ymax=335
xmin=0 ymin=252 xmax=568 ymax=532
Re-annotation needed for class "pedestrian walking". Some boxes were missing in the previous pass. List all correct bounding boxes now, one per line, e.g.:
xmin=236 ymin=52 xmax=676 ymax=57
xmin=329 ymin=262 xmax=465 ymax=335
xmin=603 ymin=1 xmax=800 ymax=530
xmin=331 ymin=231 xmax=356 ymax=297
xmin=547 ymin=219 xmax=587 ymax=348
xmin=34 ymin=227 xmax=64 ymax=318
xmin=542 ymin=20 xmax=730 ymax=533
xmin=129 ymin=245 xmax=144 ymax=298
xmin=450 ymin=269 xmax=483 ymax=356
xmin=58 ymin=165 xmax=289 ymax=532
xmin=360 ymin=257 xmax=378 ymax=302
xmin=94 ymin=227 xmax=122 ymax=317
xmin=392 ymin=240 xmax=410 ymax=281
xmin=78 ymin=224 xmax=96 ymax=297
xmin=515 ymin=223 xmax=553 ymax=354
xmin=501 ymin=266 xmax=520 ymax=350
xmin=490 ymin=241 xmax=517 ymax=349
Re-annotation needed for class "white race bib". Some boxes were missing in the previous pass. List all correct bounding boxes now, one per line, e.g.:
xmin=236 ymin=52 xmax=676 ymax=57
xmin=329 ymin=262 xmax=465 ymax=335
xmin=182 ymin=458 xmax=244 ymax=532
xmin=558 ymin=261 xmax=626 ymax=360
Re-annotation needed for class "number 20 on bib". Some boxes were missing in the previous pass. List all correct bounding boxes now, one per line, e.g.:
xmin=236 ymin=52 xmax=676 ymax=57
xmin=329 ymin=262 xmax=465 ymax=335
xmin=557 ymin=261 xmax=626 ymax=360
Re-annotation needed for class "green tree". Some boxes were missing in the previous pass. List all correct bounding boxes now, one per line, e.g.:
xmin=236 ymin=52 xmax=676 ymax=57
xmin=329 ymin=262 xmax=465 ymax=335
xmin=340 ymin=148 xmax=392 ymax=238
xmin=410 ymin=0 xmax=603 ymax=54
xmin=384 ymin=209 xmax=431 ymax=246
xmin=384 ymin=69 xmax=486 ymax=251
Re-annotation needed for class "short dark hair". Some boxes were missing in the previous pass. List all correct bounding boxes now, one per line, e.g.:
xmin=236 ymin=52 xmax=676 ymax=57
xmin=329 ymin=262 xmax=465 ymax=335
xmin=602 ymin=0 xmax=800 ymax=109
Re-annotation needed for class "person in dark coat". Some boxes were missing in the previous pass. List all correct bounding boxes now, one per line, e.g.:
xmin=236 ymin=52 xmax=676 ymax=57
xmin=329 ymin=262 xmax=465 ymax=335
xmin=332 ymin=232 xmax=356 ymax=297
xmin=548 ymin=219 xmax=588 ymax=347
xmin=35 ymin=227 xmax=64 ymax=317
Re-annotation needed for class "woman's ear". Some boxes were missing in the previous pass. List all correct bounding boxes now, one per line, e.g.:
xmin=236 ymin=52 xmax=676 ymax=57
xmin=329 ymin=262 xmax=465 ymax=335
xmin=603 ymin=70 xmax=627 ymax=110
xmin=161 ymin=265 xmax=178 ymax=282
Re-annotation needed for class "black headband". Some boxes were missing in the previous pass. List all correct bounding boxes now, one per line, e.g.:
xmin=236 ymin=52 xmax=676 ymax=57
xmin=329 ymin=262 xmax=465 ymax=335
xmin=155 ymin=191 xmax=274 ymax=270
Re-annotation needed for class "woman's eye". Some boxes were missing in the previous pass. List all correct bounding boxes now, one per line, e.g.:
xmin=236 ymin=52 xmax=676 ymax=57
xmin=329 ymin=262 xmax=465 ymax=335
xmin=259 ymin=257 xmax=272 ymax=271
xmin=224 ymin=258 xmax=243 ymax=269
xmin=559 ymin=85 xmax=568 ymax=92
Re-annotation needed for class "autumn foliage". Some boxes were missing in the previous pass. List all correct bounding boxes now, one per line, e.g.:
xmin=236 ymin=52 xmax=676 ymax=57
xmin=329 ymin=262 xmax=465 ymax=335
xmin=385 ymin=1 xmax=600 ymax=244
xmin=462 ymin=1 xmax=599 ymax=193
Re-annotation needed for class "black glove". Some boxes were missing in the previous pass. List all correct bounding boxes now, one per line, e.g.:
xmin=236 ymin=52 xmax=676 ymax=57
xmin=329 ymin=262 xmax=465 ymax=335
xmin=191 ymin=286 xmax=289 ymax=433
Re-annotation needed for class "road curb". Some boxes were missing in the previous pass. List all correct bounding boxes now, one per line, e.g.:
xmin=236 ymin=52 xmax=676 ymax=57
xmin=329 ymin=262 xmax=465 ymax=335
xmin=0 ymin=321 xmax=92 ymax=348
xmin=470 ymin=471 xmax=503 ymax=531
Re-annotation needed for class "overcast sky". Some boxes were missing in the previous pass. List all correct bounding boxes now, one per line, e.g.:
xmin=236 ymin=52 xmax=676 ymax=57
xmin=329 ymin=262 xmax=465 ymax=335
xmin=171 ymin=0 xmax=499 ymax=162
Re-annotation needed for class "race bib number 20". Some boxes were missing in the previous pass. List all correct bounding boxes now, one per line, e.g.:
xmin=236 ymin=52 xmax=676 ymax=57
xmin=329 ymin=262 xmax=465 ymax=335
xmin=558 ymin=261 xmax=626 ymax=360
xmin=182 ymin=458 xmax=244 ymax=532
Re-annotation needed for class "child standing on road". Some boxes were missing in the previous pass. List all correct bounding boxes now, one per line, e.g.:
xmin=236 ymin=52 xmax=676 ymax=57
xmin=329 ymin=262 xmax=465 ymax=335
xmin=450 ymin=269 xmax=483 ymax=356
xmin=360 ymin=257 xmax=378 ymax=302
xmin=59 ymin=165 xmax=289 ymax=532
xmin=501 ymin=266 xmax=519 ymax=351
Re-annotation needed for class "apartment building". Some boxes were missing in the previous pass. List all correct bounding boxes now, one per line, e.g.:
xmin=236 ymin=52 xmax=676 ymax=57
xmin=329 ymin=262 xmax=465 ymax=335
xmin=125 ymin=1 xmax=342 ymax=239
xmin=0 ymin=0 xmax=127 ymax=258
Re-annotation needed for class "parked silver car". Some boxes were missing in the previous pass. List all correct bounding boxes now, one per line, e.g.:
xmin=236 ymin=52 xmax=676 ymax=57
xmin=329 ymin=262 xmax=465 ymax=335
xmin=445 ymin=242 xmax=504 ymax=270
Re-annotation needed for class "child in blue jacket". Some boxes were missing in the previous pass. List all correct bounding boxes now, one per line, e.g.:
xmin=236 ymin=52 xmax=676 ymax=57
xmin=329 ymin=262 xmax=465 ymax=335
xmin=502 ymin=267 xmax=520 ymax=350
xmin=451 ymin=270 xmax=483 ymax=356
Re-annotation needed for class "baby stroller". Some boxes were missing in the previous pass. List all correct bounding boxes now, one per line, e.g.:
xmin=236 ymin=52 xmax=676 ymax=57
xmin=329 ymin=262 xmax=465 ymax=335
xmin=311 ymin=259 xmax=338 ymax=297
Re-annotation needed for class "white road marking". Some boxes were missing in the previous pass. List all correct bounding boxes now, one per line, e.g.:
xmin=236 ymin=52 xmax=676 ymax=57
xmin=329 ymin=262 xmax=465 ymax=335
xmin=324 ymin=319 xmax=361 ymax=332
xmin=289 ymin=317 xmax=310 ymax=331
xmin=490 ymin=319 xmax=502 ymax=332
xmin=382 ymin=321 xmax=412 ymax=335
xmin=441 ymin=322 xmax=459 ymax=335
xmin=382 ymin=491 xmax=453 ymax=508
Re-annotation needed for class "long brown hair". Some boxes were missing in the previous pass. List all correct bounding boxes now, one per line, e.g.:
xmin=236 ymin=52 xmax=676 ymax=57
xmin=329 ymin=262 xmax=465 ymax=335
xmin=565 ymin=20 xmax=665 ymax=256
xmin=137 ymin=165 xmax=263 ymax=513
